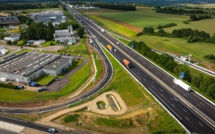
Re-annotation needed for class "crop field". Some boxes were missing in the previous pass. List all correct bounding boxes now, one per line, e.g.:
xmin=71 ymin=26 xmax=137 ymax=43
xmin=85 ymin=6 xmax=215 ymax=35
xmin=164 ymin=19 xmax=215 ymax=35
xmin=182 ymin=4 xmax=215 ymax=8
xmin=86 ymin=7 xmax=215 ymax=71
xmin=138 ymin=35 xmax=215 ymax=70
xmin=86 ymin=7 xmax=188 ymax=29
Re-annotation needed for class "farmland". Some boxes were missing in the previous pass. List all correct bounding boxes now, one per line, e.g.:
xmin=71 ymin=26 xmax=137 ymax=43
xmin=83 ymin=6 xmax=215 ymax=71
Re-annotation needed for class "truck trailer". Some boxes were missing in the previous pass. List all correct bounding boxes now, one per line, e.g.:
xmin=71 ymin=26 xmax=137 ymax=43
xmin=107 ymin=45 xmax=113 ymax=51
xmin=173 ymin=79 xmax=191 ymax=92
xmin=123 ymin=59 xmax=131 ymax=68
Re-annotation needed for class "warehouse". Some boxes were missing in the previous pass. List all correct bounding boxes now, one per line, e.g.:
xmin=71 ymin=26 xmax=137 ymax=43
xmin=32 ymin=10 xmax=66 ymax=26
xmin=0 ymin=52 xmax=73 ymax=83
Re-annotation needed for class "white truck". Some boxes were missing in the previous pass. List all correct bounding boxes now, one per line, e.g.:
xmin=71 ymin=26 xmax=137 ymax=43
xmin=173 ymin=79 xmax=191 ymax=92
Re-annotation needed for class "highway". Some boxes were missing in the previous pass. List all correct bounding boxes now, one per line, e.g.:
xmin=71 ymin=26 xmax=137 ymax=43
xmin=0 ymin=116 xmax=50 ymax=133
xmin=67 ymin=5 xmax=215 ymax=134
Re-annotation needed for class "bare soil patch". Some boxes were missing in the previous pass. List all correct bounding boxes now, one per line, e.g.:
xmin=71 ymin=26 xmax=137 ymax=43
xmin=98 ymin=16 xmax=142 ymax=33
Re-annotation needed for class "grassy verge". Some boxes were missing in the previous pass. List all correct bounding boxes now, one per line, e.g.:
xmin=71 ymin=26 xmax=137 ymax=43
xmin=33 ymin=75 xmax=55 ymax=85
xmin=93 ymin=53 xmax=102 ymax=80
xmin=58 ymin=59 xmax=83 ymax=78
xmin=56 ymin=62 xmax=91 ymax=97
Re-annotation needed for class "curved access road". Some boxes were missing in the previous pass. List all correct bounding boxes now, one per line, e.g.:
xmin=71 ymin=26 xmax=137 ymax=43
xmin=0 ymin=31 xmax=113 ymax=114
xmin=68 ymin=5 xmax=215 ymax=134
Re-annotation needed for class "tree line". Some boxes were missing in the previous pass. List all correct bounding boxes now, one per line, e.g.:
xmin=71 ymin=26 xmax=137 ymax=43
xmin=20 ymin=22 xmax=54 ymax=41
xmin=0 ymin=2 xmax=59 ymax=10
xmin=205 ymin=54 xmax=215 ymax=62
xmin=92 ymin=3 xmax=136 ymax=11
xmin=138 ymin=27 xmax=215 ymax=44
xmin=157 ymin=23 xmax=177 ymax=29
xmin=155 ymin=7 xmax=206 ymax=15
xmin=190 ymin=15 xmax=211 ymax=21
xmin=129 ymin=40 xmax=215 ymax=99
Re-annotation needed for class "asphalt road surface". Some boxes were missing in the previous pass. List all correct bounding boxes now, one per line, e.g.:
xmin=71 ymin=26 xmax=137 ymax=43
xmin=67 ymin=5 xmax=215 ymax=134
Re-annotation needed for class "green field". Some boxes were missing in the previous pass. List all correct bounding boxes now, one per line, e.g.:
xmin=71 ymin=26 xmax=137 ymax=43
xmin=41 ymin=41 xmax=59 ymax=47
xmin=58 ymin=38 xmax=89 ymax=55
xmin=86 ymin=7 xmax=215 ymax=71
xmin=138 ymin=35 xmax=215 ymax=70
xmin=101 ymin=7 xmax=188 ymax=28
xmin=164 ymin=19 xmax=215 ymax=35
xmin=33 ymin=75 xmax=55 ymax=85
xmin=90 ymin=16 xmax=136 ymax=37
xmin=93 ymin=53 xmax=103 ymax=80
xmin=182 ymin=4 xmax=215 ymax=8
xmin=85 ymin=6 xmax=215 ymax=36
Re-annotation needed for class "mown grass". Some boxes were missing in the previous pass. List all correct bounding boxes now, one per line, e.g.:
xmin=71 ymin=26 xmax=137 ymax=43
xmin=58 ymin=60 xmax=83 ymax=78
xmin=33 ymin=75 xmax=55 ymax=85
xmin=57 ymin=62 xmax=91 ymax=96
xmin=93 ymin=53 xmax=102 ymax=80
xmin=40 ymin=41 xmax=59 ymax=47
xmin=0 ymin=87 xmax=37 ymax=103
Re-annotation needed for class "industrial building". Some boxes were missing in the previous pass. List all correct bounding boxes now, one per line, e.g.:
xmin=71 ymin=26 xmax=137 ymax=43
xmin=54 ymin=25 xmax=76 ymax=45
xmin=0 ymin=52 xmax=73 ymax=83
xmin=0 ymin=16 xmax=20 ymax=25
xmin=32 ymin=10 xmax=66 ymax=26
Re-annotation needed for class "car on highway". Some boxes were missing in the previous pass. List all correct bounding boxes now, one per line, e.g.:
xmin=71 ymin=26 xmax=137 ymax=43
xmin=48 ymin=128 xmax=57 ymax=133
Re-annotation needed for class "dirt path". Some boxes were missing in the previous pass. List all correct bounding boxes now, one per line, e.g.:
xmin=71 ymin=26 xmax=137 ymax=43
xmin=36 ymin=91 xmax=127 ymax=131
xmin=98 ymin=16 xmax=142 ymax=33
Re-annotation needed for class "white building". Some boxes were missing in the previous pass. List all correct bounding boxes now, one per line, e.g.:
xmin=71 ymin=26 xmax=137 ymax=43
xmin=4 ymin=34 xmax=20 ymax=43
xmin=0 ymin=47 xmax=8 ymax=55
xmin=54 ymin=25 xmax=76 ymax=45
xmin=33 ymin=40 xmax=46 ymax=46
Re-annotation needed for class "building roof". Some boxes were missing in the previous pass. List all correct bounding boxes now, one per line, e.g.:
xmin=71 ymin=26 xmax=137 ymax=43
xmin=33 ymin=10 xmax=66 ymax=24
xmin=0 ymin=52 xmax=73 ymax=77
xmin=43 ymin=57 xmax=71 ymax=71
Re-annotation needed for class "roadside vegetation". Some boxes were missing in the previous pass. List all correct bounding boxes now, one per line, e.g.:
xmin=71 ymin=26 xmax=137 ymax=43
xmin=54 ymin=46 xmax=184 ymax=134
xmin=93 ymin=53 xmax=102 ymax=80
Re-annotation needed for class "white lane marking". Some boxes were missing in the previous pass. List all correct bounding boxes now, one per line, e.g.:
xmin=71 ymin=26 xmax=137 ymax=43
xmin=172 ymin=104 xmax=175 ymax=107
xmin=185 ymin=116 xmax=189 ymax=121
xmin=183 ymin=109 xmax=187 ymax=113
xmin=198 ymin=122 xmax=204 ymax=127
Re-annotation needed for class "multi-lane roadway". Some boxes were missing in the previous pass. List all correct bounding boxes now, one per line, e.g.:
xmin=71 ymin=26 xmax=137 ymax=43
xmin=67 ymin=5 xmax=215 ymax=133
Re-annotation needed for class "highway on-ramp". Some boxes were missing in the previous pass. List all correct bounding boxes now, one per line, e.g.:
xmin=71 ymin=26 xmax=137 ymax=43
xmin=68 ymin=5 xmax=215 ymax=134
